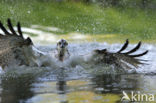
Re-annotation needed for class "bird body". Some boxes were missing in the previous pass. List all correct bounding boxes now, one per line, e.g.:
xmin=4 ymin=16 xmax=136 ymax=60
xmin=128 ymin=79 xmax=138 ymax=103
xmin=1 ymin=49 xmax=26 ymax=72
xmin=0 ymin=19 xmax=148 ymax=72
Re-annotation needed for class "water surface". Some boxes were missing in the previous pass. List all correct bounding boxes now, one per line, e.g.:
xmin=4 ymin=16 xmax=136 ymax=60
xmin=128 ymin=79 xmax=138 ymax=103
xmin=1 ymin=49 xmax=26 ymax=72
xmin=0 ymin=27 xmax=156 ymax=103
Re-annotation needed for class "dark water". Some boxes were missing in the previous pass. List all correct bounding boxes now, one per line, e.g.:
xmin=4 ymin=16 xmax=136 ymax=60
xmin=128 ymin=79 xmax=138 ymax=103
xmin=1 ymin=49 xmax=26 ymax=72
xmin=0 ymin=71 xmax=156 ymax=103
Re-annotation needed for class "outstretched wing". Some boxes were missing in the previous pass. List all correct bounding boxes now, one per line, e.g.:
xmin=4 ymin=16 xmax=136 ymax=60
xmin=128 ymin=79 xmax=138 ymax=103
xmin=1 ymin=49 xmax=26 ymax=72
xmin=92 ymin=39 xmax=148 ymax=70
xmin=0 ymin=19 xmax=33 ymax=68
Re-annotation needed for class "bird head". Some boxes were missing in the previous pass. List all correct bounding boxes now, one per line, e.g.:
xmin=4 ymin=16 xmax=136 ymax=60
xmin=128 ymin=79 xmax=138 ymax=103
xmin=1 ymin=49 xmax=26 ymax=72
xmin=57 ymin=39 xmax=68 ymax=50
xmin=56 ymin=39 xmax=69 ymax=61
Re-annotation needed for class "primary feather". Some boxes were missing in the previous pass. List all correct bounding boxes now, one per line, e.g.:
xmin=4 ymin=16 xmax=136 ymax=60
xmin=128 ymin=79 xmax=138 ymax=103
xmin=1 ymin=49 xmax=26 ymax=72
xmin=0 ymin=19 xmax=34 ymax=68
xmin=92 ymin=39 xmax=148 ymax=70
xmin=0 ymin=19 xmax=149 ymax=73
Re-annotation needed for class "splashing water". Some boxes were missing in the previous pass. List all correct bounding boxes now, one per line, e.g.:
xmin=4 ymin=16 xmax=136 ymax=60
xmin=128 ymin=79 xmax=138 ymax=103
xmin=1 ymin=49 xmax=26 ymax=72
xmin=0 ymin=42 xmax=155 ymax=79
xmin=0 ymin=26 xmax=155 ymax=103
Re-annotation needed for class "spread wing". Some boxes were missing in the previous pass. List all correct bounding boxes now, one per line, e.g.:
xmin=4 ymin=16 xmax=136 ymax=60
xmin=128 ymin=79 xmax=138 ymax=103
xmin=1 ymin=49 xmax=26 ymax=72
xmin=90 ymin=39 xmax=148 ymax=70
xmin=0 ymin=19 xmax=33 ymax=68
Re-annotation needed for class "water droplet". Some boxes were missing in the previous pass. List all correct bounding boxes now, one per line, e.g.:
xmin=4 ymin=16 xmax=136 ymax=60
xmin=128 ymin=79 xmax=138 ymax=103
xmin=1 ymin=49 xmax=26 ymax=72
xmin=27 ymin=11 xmax=31 ymax=14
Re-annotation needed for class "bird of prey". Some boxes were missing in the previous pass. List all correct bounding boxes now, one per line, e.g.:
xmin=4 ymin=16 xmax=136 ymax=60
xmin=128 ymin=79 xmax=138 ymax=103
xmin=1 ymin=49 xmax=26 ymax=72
xmin=0 ymin=19 xmax=148 ymax=72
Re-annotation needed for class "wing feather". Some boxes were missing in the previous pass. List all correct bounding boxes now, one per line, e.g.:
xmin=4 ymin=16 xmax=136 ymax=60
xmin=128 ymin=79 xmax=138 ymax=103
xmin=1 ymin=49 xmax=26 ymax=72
xmin=124 ymin=41 xmax=141 ymax=54
xmin=117 ymin=39 xmax=129 ymax=53
xmin=0 ymin=21 xmax=10 ymax=35
xmin=129 ymin=50 xmax=148 ymax=57
xmin=0 ymin=18 xmax=33 ymax=68
xmin=7 ymin=19 xmax=17 ymax=35
xmin=17 ymin=22 xmax=24 ymax=38
xmin=93 ymin=40 xmax=148 ymax=70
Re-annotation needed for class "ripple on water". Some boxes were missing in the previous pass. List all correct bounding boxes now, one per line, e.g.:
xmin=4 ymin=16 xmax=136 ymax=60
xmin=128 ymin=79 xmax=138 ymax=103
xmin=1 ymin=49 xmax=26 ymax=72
xmin=0 ymin=42 xmax=155 ymax=103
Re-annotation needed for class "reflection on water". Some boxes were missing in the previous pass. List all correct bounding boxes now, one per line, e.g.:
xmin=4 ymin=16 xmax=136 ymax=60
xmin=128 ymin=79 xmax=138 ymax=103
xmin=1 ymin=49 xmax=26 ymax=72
xmin=0 ymin=70 xmax=155 ymax=103
xmin=0 ymin=34 xmax=155 ymax=103
xmin=0 ymin=74 xmax=35 ymax=103
xmin=0 ymin=41 xmax=156 ymax=103
xmin=91 ymin=74 xmax=139 ymax=94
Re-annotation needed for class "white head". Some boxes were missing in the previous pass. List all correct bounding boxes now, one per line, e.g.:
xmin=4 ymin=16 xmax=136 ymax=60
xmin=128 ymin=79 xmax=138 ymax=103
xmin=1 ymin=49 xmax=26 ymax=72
xmin=57 ymin=39 xmax=68 ymax=50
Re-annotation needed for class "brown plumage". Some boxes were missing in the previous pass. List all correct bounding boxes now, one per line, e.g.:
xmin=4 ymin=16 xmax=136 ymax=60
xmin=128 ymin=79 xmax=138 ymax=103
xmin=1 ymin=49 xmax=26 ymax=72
xmin=0 ymin=19 xmax=33 ymax=68
xmin=0 ymin=19 xmax=149 ymax=71
xmin=93 ymin=39 xmax=148 ymax=69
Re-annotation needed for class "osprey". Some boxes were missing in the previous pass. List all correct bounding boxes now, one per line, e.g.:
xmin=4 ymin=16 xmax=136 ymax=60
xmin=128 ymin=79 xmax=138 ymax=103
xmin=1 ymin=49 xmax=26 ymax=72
xmin=0 ymin=19 xmax=148 ymax=71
